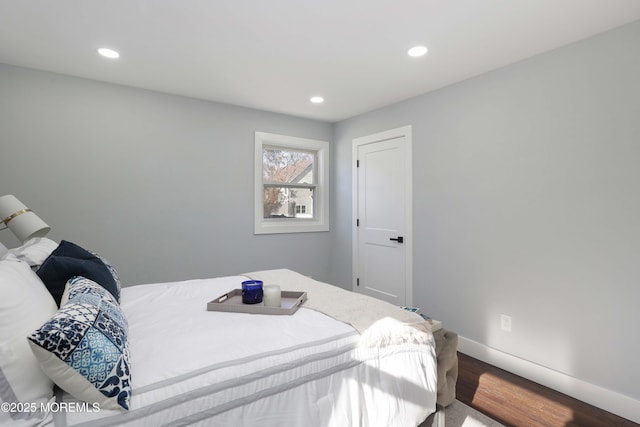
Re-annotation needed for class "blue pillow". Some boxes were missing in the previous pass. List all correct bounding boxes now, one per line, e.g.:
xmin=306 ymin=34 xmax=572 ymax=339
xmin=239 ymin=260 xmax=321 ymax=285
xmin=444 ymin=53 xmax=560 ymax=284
xmin=28 ymin=277 xmax=131 ymax=411
xmin=37 ymin=241 xmax=119 ymax=306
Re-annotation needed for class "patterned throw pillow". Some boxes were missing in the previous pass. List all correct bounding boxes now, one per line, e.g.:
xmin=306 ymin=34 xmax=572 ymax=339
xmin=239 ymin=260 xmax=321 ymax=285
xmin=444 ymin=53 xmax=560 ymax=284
xmin=91 ymin=251 xmax=122 ymax=302
xmin=28 ymin=277 xmax=131 ymax=411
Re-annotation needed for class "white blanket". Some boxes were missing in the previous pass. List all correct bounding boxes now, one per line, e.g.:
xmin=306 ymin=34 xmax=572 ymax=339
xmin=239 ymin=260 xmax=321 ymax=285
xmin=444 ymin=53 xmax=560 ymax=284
xmin=244 ymin=269 xmax=433 ymax=348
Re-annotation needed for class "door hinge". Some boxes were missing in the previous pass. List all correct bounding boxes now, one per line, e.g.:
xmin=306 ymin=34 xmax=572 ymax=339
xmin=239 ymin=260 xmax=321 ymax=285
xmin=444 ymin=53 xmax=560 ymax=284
xmin=356 ymin=218 xmax=360 ymax=227
xmin=356 ymin=160 xmax=360 ymax=168
xmin=357 ymin=278 xmax=360 ymax=287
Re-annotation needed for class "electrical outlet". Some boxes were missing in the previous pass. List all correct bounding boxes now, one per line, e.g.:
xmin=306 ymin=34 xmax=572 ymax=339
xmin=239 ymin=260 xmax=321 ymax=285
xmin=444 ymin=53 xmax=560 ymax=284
xmin=500 ymin=314 xmax=512 ymax=332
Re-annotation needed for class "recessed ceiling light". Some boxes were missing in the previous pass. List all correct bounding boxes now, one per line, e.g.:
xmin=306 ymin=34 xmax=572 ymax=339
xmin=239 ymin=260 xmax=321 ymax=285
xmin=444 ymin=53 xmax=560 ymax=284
xmin=97 ymin=48 xmax=120 ymax=59
xmin=407 ymin=46 xmax=428 ymax=57
xmin=310 ymin=96 xmax=324 ymax=104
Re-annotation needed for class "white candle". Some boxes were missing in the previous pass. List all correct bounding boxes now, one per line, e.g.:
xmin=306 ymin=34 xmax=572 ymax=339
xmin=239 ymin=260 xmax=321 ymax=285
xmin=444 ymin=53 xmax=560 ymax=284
xmin=263 ymin=285 xmax=281 ymax=308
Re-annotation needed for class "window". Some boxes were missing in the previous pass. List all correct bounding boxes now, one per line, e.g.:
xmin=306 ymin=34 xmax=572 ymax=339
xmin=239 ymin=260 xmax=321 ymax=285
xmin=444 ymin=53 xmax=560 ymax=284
xmin=255 ymin=132 xmax=329 ymax=234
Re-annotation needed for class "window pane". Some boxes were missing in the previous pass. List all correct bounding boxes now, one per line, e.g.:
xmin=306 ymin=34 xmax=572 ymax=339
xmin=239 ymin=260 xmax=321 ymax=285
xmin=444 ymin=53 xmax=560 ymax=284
xmin=263 ymin=148 xmax=314 ymax=185
xmin=263 ymin=187 xmax=314 ymax=219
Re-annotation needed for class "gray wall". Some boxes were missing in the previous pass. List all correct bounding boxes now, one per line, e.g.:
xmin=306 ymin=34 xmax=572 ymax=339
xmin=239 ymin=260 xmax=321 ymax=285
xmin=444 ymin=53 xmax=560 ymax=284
xmin=332 ymin=21 xmax=640 ymax=401
xmin=0 ymin=64 xmax=333 ymax=285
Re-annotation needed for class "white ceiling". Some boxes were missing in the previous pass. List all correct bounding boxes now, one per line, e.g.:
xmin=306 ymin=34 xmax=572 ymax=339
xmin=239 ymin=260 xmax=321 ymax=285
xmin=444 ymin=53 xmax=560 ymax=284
xmin=1 ymin=1 xmax=640 ymax=122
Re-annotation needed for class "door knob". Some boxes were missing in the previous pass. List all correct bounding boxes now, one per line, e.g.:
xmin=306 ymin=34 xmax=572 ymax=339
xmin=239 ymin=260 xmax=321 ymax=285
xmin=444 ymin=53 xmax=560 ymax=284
xmin=389 ymin=236 xmax=404 ymax=243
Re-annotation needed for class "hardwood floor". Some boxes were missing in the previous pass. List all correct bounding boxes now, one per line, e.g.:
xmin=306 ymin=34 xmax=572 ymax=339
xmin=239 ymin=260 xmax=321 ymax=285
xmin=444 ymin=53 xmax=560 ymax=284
xmin=456 ymin=352 xmax=639 ymax=427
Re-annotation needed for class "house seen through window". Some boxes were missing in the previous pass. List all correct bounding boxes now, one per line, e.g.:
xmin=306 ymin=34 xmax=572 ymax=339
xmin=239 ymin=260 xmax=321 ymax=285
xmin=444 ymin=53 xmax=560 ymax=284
xmin=263 ymin=147 xmax=315 ymax=219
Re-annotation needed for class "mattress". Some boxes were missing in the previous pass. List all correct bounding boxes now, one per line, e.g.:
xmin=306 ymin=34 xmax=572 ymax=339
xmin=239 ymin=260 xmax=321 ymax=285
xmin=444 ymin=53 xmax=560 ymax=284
xmin=49 ymin=274 xmax=437 ymax=426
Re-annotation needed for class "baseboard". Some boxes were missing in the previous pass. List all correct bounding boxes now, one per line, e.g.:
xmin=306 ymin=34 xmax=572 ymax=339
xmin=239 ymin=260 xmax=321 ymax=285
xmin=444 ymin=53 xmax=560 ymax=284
xmin=458 ymin=336 xmax=640 ymax=424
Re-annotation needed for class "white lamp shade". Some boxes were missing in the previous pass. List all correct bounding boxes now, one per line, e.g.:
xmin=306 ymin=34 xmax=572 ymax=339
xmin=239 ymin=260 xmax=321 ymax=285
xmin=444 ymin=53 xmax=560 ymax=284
xmin=0 ymin=195 xmax=50 ymax=242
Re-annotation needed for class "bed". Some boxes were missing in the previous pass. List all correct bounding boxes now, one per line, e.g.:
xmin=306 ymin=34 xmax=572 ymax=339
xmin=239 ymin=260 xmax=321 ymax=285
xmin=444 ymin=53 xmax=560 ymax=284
xmin=1 ymin=238 xmax=442 ymax=427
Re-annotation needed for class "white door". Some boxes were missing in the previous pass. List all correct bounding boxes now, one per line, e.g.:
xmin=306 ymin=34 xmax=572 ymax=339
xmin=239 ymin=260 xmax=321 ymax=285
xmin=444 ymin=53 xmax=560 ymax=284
xmin=352 ymin=126 xmax=412 ymax=306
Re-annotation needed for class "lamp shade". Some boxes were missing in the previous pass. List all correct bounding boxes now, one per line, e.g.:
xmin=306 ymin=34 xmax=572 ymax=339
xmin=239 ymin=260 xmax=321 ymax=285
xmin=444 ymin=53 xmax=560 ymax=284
xmin=0 ymin=195 xmax=50 ymax=242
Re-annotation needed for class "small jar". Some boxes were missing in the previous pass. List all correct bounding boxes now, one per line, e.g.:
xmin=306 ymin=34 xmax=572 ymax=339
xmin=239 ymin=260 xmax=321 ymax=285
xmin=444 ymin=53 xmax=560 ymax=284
xmin=241 ymin=280 xmax=263 ymax=304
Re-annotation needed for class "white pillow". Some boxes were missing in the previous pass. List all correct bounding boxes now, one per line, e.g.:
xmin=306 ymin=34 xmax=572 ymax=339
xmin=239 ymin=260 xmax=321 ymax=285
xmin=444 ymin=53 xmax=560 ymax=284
xmin=0 ymin=238 xmax=58 ymax=268
xmin=0 ymin=259 xmax=58 ymax=425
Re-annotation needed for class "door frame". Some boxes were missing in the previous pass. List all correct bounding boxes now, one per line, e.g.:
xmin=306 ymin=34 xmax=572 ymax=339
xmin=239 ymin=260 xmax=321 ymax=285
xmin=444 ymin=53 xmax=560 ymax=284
xmin=352 ymin=125 xmax=413 ymax=306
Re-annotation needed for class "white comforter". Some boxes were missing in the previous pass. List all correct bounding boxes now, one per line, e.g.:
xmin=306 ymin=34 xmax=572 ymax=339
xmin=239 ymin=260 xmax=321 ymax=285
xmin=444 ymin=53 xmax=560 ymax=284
xmin=52 ymin=272 xmax=437 ymax=427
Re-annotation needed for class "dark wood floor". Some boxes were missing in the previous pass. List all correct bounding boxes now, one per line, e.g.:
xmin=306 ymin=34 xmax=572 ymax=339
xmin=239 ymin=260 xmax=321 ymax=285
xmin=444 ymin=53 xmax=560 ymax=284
xmin=456 ymin=352 xmax=639 ymax=427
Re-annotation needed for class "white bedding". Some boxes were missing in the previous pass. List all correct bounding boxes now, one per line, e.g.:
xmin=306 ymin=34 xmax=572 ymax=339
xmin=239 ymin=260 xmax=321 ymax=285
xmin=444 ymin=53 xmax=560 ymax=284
xmin=50 ymin=273 xmax=437 ymax=427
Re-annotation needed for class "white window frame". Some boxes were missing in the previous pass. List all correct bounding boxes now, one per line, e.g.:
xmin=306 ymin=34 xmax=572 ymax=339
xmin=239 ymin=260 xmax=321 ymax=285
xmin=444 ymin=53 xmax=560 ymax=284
xmin=255 ymin=132 xmax=330 ymax=234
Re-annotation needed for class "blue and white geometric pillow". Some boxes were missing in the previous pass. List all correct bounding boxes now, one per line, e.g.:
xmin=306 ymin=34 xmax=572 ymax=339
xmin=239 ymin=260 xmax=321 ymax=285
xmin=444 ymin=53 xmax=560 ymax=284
xmin=91 ymin=251 xmax=122 ymax=302
xmin=27 ymin=276 xmax=131 ymax=411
